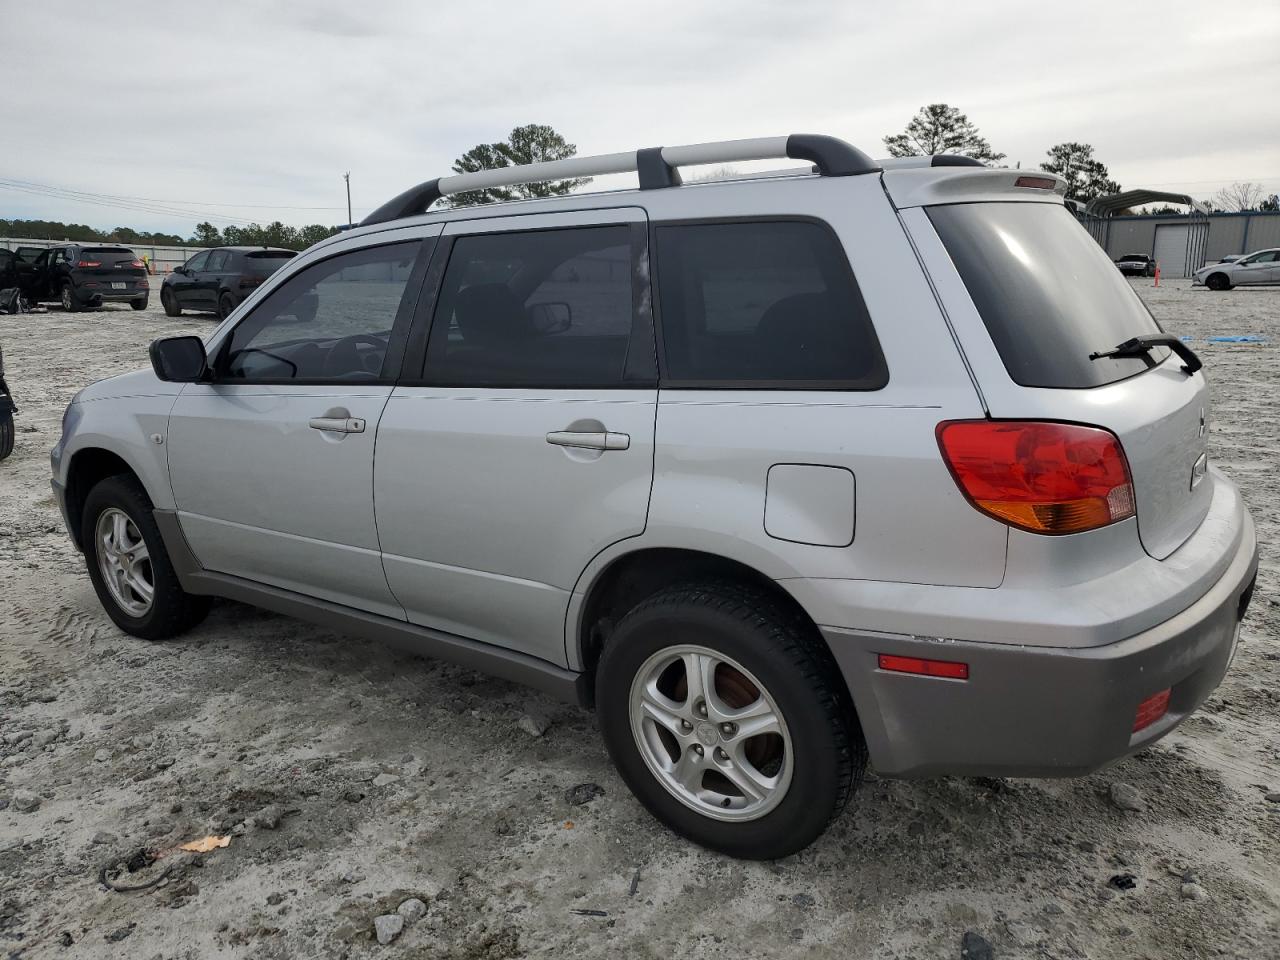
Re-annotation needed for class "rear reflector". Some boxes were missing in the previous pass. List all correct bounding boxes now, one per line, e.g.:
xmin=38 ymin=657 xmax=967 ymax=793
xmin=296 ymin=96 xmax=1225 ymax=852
xmin=1133 ymin=688 xmax=1171 ymax=733
xmin=1014 ymin=176 xmax=1057 ymax=190
xmin=878 ymin=653 xmax=969 ymax=680
xmin=76 ymin=260 xmax=101 ymax=268
xmin=937 ymin=420 xmax=1136 ymax=535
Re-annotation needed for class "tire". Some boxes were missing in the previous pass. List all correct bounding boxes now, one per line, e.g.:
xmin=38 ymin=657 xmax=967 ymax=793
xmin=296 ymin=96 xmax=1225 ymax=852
xmin=0 ymin=410 xmax=13 ymax=461
xmin=130 ymin=297 xmax=148 ymax=311
xmin=1206 ymin=273 xmax=1231 ymax=291
xmin=596 ymin=581 xmax=865 ymax=859
xmin=60 ymin=282 xmax=80 ymax=312
xmin=218 ymin=293 xmax=236 ymax=320
xmin=161 ymin=288 xmax=181 ymax=317
xmin=81 ymin=474 xmax=211 ymax=640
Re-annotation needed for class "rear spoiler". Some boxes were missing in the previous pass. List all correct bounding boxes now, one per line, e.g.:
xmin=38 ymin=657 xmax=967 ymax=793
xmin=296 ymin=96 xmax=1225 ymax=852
xmin=882 ymin=167 xmax=1067 ymax=209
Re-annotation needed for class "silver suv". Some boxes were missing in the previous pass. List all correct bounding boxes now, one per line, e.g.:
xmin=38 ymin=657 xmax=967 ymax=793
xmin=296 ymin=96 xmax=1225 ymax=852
xmin=51 ymin=135 xmax=1258 ymax=859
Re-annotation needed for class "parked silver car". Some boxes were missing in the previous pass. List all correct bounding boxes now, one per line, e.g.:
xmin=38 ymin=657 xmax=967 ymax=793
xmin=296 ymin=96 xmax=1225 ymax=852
xmin=51 ymin=135 xmax=1258 ymax=858
xmin=1192 ymin=248 xmax=1280 ymax=289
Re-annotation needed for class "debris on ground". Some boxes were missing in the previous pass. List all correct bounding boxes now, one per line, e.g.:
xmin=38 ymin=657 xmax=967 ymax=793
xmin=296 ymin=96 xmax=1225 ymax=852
xmin=961 ymin=931 xmax=994 ymax=960
xmin=374 ymin=913 xmax=404 ymax=944
xmin=1108 ymin=782 xmax=1145 ymax=812
xmin=178 ymin=835 xmax=231 ymax=853
xmin=397 ymin=897 xmax=427 ymax=924
xmin=1108 ymin=874 xmax=1138 ymax=891
xmin=564 ymin=783 xmax=604 ymax=806
xmin=517 ymin=713 xmax=552 ymax=738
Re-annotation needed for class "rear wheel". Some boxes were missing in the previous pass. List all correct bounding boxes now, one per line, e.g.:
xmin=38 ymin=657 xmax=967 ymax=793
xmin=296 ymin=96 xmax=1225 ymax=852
xmin=1206 ymin=273 xmax=1231 ymax=291
xmin=130 ymin=297 xmax=148 ymax=311
xmin=218 ymin=293 xmax=236 ymax=320
xmin=161 ymin=288 xmax=181 ymax=317
xmin=596 ymin=582 xmax=864 ymax=859
xmin=60 ymin=282 xmax=80 ymax=312
xmin=0 ymin=409 xmax=13 ymax=461
xmin=81 ymin=474 xmax=210 ymax=640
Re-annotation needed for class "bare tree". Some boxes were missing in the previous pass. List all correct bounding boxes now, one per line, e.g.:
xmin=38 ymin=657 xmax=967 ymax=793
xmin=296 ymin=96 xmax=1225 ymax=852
xmin=1212 ymin=181 xmax=1266 ymax=212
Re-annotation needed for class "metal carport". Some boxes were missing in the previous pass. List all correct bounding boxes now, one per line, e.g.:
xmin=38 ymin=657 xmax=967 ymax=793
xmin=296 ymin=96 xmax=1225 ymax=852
xmin=1080 ymin=190 xmax=1211 ymax=278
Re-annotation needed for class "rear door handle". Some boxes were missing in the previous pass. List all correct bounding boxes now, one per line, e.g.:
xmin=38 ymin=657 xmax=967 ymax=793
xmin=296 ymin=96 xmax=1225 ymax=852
xmin=545 ymin=430 xmax=630 ymax=451
xmin=309 ymin=416 xmax=366 ymax=434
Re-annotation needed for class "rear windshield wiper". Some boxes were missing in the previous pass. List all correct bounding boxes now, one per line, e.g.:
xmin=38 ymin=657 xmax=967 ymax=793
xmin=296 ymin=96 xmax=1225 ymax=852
xmin=1089 ymin=334 xmax=1202 ymax=375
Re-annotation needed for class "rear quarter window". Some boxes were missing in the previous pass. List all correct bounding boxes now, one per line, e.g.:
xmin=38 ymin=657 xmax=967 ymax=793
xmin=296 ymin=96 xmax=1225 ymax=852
xmin=653 ymin=219 xmax=887 ymax=388
xmin=927 ymin=202 xmax=1166 ymax=389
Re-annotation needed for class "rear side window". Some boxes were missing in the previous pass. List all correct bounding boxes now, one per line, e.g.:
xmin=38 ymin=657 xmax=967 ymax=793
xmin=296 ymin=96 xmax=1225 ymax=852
xmin=653 ymin=220 xmax=887 ymax=388
xmin=423 ymin=226 xmax=641 ymax=387
xmin=927 ymin=202 xmax=1166 ymax=389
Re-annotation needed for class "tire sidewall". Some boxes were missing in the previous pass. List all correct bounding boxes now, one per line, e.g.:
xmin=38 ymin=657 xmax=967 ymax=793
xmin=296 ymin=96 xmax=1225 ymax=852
xmin=0 ymin=410 xmax=13 ymax=460
xmin=597 ymin=596 xmax=847 ymax=859
xmin=161 ymin=289 xmax=180 ymax=316
xmin=218 ymin=294 xmax=234 ymax=320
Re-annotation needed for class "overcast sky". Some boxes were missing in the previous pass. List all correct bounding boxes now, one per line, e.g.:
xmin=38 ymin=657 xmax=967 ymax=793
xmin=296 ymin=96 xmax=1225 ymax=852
xmin=3 ymin=0 xmax=1278 ymax=236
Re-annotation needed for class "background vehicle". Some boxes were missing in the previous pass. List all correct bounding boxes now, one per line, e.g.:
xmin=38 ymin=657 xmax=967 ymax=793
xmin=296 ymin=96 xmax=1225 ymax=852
xmin=51 ymin=136 xmax=1258 ymax=859
xmin=161 ymin=246 xmax=297 ymax=319
xmin=23 ymin=244 xmax=149 ymax=311
xmin=1115 ymin=252 xmax=1156 ymax=277
xmin=0 ymin=344 xmax=15 ymax=460
xmin=1193 ymin=248 xmax=1280 ymax=290
xmin=0 ymin=249 xmax=19 ymax=292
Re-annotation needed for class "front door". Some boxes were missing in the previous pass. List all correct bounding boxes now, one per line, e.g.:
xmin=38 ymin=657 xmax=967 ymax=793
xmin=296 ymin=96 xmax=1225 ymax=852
xmin=200 ymin=249 xmax=232 ymax=310
xmin=375 ymin=209 xmax=657 ymax=664
xmin=1235 ymin=250 xmax=1278 ymax=285
xmin=167 ymin=232 xmax=438 ymax=617
xmin=171 ymin=251 xmax=209 ymax=307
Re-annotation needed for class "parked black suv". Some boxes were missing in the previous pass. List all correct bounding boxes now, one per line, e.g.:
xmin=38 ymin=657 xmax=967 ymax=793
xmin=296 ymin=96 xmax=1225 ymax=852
xmin=23 ymin=245 xmax=150 ymax=311
xmin=161 ymin=246 xmax=297 ymax=319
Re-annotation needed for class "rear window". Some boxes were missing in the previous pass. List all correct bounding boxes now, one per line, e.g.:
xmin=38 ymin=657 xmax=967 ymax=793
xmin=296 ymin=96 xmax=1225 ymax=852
xmin=82 ymin=248 xmax=137 ymax=263
xmin=245 ymin=251 xmax=296 ymax=276
xmin=654 ymin=220 xmax=887 ymax=388
xmin=927 ymin=203 xmax=1166 ymax=389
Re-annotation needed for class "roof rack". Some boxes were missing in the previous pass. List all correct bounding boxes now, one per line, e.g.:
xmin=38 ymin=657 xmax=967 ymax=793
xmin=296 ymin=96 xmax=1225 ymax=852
xmin=877 ymin=155 xmax=987 ymax=170
xmin=360 ymin=134 xmax=880 ymax=226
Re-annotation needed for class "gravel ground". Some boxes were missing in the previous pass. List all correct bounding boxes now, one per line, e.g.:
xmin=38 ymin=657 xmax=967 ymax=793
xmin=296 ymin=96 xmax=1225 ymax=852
xmin=1 ymin=280 xmax=1278 ymax=960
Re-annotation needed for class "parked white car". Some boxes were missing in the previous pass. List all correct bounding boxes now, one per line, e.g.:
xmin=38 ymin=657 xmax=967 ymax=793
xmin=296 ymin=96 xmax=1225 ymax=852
xmin=1192 ymin=248 xmax=1280 ymax=290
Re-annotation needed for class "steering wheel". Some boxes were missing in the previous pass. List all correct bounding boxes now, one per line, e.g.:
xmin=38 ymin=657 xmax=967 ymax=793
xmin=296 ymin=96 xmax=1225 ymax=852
xmin=322 ymin=333 xmax=387 ymax=379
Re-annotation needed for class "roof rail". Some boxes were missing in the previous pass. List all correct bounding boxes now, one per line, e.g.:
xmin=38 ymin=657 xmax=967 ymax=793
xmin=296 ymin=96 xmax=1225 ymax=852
xmin=360 ymin=134 xmax=880 ymax=226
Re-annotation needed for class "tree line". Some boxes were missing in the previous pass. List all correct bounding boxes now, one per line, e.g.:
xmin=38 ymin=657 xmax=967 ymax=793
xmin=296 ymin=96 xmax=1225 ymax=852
xmin=0 ymin=217 xmax=339 ymax=250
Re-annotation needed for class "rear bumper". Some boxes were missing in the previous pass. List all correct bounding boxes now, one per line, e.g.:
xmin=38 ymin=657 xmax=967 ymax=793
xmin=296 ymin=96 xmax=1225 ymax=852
xmin=818 ymin=501 xmax=1258 ymax=778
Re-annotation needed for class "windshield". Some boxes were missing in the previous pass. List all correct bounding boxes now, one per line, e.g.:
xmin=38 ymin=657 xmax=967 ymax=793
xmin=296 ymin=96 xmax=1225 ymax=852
xmin=927 ymin=202 xmax=1167 ymax=389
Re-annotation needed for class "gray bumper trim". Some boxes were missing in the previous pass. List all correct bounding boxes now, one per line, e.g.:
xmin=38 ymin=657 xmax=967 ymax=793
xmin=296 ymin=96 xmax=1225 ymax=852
xmin=152 ymin=509 xmax=588 ymax=706
xmin=824 ymin=509 xmax=1258 ymax=778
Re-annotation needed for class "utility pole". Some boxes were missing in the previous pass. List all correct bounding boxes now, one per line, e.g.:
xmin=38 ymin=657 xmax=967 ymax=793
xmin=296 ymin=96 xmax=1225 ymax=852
xmin=343 ymin=171 xmax=352 ymax=227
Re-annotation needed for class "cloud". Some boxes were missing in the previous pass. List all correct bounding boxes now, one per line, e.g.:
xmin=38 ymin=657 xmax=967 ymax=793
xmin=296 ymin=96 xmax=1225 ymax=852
xmin=2 ymin=0 xmax=1276 ymax=235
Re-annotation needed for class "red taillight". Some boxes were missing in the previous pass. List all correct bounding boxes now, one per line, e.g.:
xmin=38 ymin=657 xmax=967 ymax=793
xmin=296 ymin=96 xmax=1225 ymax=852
xmin=878 ymin=653 xmax=969 ymax=680
xmin=937 ymin=420 xmax=1135 ymax=535
xmin=130 ymin=259 xmax=144 ymax=268
xmin=76 ymin=260 xmax=101 ymax=268
xmin=1014 ymin=176 xmax=1057 ymax=190
xmin=1133 ymin=688 xmax=1171 ymax=733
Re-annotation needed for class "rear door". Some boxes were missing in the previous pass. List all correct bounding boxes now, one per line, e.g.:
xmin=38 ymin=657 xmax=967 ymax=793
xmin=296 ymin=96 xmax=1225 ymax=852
xmin=197 ymin=249 xmax=231 ymax=308
xmin=374 ymin=209 xmax=656 ymax=665
xmin=908 ymin=200 xmax=1211 ymax=559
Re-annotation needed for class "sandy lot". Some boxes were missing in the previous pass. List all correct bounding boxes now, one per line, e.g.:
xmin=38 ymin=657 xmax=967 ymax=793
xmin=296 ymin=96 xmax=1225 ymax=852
xmin=1 ymin=280 xmax=1278 ymax=960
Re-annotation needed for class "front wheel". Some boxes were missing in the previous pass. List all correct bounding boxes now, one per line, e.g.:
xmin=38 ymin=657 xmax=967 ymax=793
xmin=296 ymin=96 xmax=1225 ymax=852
xmin=161 ymin=288 xmax=181 ymax=317
xmin=81 ymin=475 xmax=211 ymax=640
xmin=0 ymin=409 xmax=13 ymax=461
xmin=596 ymin=582 xmax=865 ymax=859
xmin=1206 ymin=273 xmax=1231 ymax=291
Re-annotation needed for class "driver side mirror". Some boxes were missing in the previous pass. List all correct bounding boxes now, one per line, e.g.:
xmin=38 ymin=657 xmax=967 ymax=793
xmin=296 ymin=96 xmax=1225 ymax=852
xmin=150 ymin=335 xmax=208 ymax=382
xmin=529 ymin=301 xmax=572 ymax=335
xmin=174 ymin=266 xmax=189 ymax=276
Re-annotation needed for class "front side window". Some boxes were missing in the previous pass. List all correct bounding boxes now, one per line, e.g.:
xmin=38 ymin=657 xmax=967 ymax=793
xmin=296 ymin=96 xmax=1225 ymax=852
xmin=186 ymin=251 xmax=210 ymax=272
xmin=423 ymin=226 xmax=638 ymax=387
xmin=219 ymin=241 xmax=420 ymax=382
xmin=653 ymin=220 xmax=887 ymax=387
xmin=1242 ymin=251 xmax=1277 ymax=264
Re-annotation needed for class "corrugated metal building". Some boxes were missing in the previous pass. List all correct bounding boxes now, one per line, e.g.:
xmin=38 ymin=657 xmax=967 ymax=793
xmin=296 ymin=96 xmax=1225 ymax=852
xmin=1100 ymin=212 xmax=1280 ymax=277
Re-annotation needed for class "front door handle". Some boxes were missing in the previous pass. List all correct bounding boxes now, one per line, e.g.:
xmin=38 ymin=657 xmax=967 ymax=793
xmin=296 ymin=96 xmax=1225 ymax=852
xmin=309 ymin=416 xmax=366 ymax=434
xmin=546 ymin=430 xmax=630 ymax=451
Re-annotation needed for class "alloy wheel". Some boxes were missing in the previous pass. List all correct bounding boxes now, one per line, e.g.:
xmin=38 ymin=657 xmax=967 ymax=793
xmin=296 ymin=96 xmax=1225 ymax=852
xmin=629 ymin=644 xmax=793 ymax=822
xmin=95 ymin=507 xmax=154 ymax=617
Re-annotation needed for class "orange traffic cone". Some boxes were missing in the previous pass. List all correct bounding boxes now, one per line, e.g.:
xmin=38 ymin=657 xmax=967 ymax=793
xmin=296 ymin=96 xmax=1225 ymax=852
xmin=1154 ymin=263 xmax=1160 ymax=287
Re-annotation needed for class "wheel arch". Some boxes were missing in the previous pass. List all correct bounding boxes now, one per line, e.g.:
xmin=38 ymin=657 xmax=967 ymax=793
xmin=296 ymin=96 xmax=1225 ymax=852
xmin=64 ymin=447 xmax=152 ymax=550
xmin=572 ymin=547 xmax=828 ymax=705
